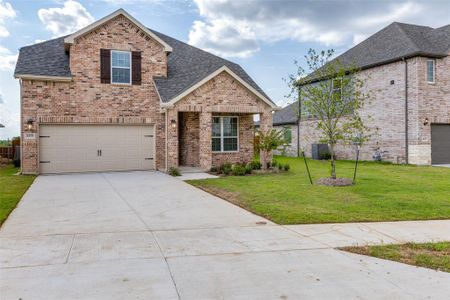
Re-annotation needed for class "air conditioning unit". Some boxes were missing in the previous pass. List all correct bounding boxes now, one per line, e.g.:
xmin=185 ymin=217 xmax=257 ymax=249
xmin=311 ymin=144 xmax=329 ymax=160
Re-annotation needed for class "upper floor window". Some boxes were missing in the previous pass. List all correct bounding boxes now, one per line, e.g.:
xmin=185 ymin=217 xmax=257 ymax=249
xmin=427 ymin=59 xmax=435 ymax=83
xmin=111 ymin=50 xmax=131 ymax=84
xmin=212 ymin=116 xmax=239 ymax=152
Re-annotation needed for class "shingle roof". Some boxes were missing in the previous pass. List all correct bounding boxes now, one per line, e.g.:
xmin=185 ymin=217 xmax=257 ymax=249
xmin=14 ymin=28 xmax=272 ymax=104
xmin=151 ymin=30 xmax=271 ymax=103
xmin=302 ymin=22 xmax=450 ymax=84
xmin=273 ymin=102 xmax=299 ymax=125
xmin=15 ymin=36 xmax=71 ymax=77
xmin=337 ymin=22 xmax=450 ymax=70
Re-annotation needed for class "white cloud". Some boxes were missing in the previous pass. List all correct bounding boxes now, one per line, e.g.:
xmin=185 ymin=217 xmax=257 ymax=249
xmin=189 ymin=0 xmax=450 ymax=58
xmin=38 ymin=0 xmax=94 ymax=36
xmin=0 ymin=46 xmax=17 ymax=71
xmin=189 ymin=19 xmax=259 ymax=58
xmin=0 ymin=0 xmax=16 ymax=38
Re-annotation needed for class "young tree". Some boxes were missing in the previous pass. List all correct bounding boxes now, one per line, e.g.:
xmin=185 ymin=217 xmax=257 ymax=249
xmin=256 ymin=129 xmax=286 ymax=170
xmin=287 ymin=49 xmax=370 ymax=179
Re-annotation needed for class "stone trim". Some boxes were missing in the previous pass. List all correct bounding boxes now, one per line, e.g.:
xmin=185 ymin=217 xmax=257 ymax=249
xmin=173 ymin=104 xmax=265 ymax=113
xmin=38 ymin=116 xmax=154 ymax=124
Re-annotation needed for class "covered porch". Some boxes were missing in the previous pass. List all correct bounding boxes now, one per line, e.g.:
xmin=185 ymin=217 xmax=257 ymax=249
xmin=166 ymin=105 xmax=273 ymax=171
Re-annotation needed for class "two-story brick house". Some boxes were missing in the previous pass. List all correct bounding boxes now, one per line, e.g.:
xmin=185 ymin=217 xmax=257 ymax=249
xmin=274 ymin=22 xmax=450 ymax=165
xmin=14 ymin=9 xmax=278 ymax=174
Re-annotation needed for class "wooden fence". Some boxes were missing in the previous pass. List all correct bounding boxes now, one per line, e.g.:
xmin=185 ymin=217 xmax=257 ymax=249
xmin=0 ymin=146 xmax=14 ymax=159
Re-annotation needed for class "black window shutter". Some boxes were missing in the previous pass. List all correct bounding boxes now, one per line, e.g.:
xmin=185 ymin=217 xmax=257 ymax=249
xmin=100 ymin=49 xmax=111 ymax=84
xmin=132 ymin=51 xmax=142 ymax=85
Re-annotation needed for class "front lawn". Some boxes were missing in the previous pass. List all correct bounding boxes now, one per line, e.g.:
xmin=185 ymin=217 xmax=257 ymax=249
xmin=0 ymin=165 xmax=36 ymax=226
xmin=342 ymin=242 xmax=450 ymax=273
xmin=188 ymin=157 xmax=450 ymax=224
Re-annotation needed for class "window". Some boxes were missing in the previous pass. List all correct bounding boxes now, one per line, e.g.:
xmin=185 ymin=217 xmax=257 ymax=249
xmin=111 ymin=50 xmax=131 ymax=84
xmin=212 ymin=116 xmax=238 ymax=152
xmin=283 ymin=126 xmax=292 ymax=144
xmin=427 ymin=59 xmax=435 ymax=83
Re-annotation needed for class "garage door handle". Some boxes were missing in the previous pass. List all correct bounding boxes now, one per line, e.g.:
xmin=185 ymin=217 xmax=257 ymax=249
xmin=97 ymin=150 xmax=102 ymax=157
xmin=144 ymin=135 xmax=153 ymax=137
xmin=39 ymin=135 xmax=50 ymax=138
xmin=40 ymin=161 xmax=50 ymax=163
xmin=145 ymin=157 xmax=153 ymax=160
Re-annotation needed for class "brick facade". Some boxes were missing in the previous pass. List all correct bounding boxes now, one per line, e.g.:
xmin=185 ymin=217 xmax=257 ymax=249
xmin=168 ymin=71 xmax=273 ymax=170
xmin=20 ymin=15 xmax=274 ymax=174
xmin=297 ymin=55 xmax=450 ymax=165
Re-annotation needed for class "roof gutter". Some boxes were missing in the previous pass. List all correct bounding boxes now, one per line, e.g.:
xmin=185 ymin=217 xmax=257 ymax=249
xmin=14 ymin=74 xmax=73 ymax=82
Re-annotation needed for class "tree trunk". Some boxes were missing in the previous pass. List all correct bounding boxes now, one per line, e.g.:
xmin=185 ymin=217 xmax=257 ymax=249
xmin=260 ymin=150 xmax=267 ymax=170
xmin=330 ymin=144 xmax=336 ymax=179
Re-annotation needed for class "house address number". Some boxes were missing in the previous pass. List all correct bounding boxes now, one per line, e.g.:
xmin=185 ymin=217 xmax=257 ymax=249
xmin=24 ymin=133 xmax=36 ymax=140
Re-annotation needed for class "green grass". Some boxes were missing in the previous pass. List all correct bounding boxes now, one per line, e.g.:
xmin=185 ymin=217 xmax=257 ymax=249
xmin=188 ymin=157 xmax=450 ymax=224
xmin=0 ymin=165 xmax=36 ymax=226
xmin=342 ymin=242 xmax=450 ymax=272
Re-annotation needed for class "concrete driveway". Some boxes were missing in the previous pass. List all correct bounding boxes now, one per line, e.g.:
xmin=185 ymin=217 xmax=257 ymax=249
xmin=1 ymin=171 xmax=449 ymax=299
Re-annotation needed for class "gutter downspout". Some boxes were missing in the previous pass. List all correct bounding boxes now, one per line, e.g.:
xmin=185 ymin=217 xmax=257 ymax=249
xmin=297 ymin=87 xmax=302 ymax=157
xmin=403 ymin=57 xmax=409 ymax=164
xmin=164 ymin=108 xmax=168 ymax=172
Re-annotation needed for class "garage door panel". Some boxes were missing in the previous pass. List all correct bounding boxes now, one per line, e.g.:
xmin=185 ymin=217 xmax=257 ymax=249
xmin=39 ymin=125 xmax=155 ymax=174
xmin=431 ymin=124 xmax=450 ymax=164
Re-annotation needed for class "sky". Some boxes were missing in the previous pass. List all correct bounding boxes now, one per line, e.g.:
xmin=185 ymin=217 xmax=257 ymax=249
xmin=1 ymin=0 xmax=450 ymax=139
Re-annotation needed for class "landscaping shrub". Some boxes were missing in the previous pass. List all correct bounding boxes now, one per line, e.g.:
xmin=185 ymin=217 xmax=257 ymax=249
xmin=271 ymin=160 xmax=278 ymax=168
xmin=168 ymin=167 xmax=181 ymax=176
xmin=244 ymin=164 xmax=253 ymax=175
xmin=283 ymin=163 xmax=290 ymax=171
xmin=319 ymin=151 xmax=336 ymax=160
xmin=210 ymin=166 xmax=218 ymax=173
xmin=220 ymin=163 xmax=232 ymax=175
xmin=248 ymin=160 xmax=261 ymax=170
xmin=232 ymin=164 xmax=247 ymax=176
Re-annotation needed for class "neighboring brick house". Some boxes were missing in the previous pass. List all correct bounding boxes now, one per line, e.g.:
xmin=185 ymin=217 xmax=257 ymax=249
xmin=14 ymin=9 xmax=278 ymax=174
xmin=274 ymin=22 xmax=450 ymax=165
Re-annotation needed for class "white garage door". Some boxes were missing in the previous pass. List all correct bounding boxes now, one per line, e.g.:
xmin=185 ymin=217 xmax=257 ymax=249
xmin=39 ymin=125 xmax=155 ymax=174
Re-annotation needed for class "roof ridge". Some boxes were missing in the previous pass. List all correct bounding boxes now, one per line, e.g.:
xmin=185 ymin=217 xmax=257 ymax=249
xmin=393 ymin=22 xmax=421 ymax=52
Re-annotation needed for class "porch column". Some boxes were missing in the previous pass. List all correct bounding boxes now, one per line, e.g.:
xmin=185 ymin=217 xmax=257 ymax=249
xmin=259 ymin=109 xmax=273 ymax=166
xmin=167 ymin=109 xmax=179 ymax=169
xmin=199 ymin=111 xmax=212 ymax=170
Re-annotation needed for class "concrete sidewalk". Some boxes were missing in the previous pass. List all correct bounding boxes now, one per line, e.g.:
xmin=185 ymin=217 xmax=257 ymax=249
xmin=285 ymin=220 xmax=450 ymax=247
xmin=1 ymin=171 xmax=449 ymax=299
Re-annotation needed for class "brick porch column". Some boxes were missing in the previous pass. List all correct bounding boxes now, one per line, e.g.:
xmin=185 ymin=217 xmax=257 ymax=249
xmin=259 ymin=109 xmax=273 ymax=166
xmin=167 ymin=109 xmax=179 ymax=169
xmin=199 ymin=111 xmax=212 ymax=170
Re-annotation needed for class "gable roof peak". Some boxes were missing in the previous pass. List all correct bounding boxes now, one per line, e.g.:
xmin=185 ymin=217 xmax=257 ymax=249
xmin=63 ymin=8 xmax=172 ymax=52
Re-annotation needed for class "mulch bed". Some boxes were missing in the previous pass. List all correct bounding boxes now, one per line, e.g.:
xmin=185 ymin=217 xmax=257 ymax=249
xmin=316 ymin=177 xmax=353 ymax=186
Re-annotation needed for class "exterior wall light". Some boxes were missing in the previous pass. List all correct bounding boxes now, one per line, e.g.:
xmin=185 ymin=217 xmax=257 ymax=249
xmin=26 ymin=118 xmax=34 ymax=131
xmin=171 ymin=119 xmax=177 ymax=128
xmin=423 ymin=118 xmax=429 ymax=126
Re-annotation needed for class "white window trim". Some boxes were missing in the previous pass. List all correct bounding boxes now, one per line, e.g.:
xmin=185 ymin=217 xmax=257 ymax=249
xmin=212 ymin=116 xmax=239 ymax=153
xmin=111 ymin=50 xmax=132 ymax=85
xmin=426 ymin=59 xmax=435 ymax=84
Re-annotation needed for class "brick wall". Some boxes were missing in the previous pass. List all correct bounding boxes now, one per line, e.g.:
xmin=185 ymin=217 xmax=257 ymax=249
xmin=298 ymin=55 xmax=450 ymax=165
xmin=20 ymin=15 xmax=167 ymax=174
xmin=273 ymin=124 xmax=298 ymax=157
